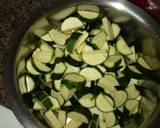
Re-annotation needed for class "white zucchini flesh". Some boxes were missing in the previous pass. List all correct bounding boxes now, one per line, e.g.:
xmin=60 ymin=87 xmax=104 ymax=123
xmin=116 ymin=36 xmax=132 ymax=55
xmin=49 ymin=6 xmax=76 ymax=20
xmin=97 ymin=74 xmax=119 ymax=93
xmin=99 ymin=120 xmax=107 ymax=128
xmin=111 ymin=90 xmax=128 ymax=107
xmin=65 ymin=63 xmax=80 ymax=74
xmin=102 ymin=17 xmax=114 ymax=41
xmin=80 ymin=67 xmax=102 ymax=81
xmin=128 ymin=65 xmax=142 ymax=74
xmin=82 ymin=50 xmax=108 ymax=66
xmin=126 ymin=85 xmax=140 ymax=100
xmin=58 ymin=110 xmax=67 ymax=127
xmin=82 ymin=43 xmax=94 ymax=51
xmin=125 ymin=100 xmax=140 ymax=115
xmin=67 ymin=111 xmax=88 ymax=123
xmin=44 ymin=110 xmax=62 ymax=128
xmin=77 ymin=4 xmax=99 ymax=20
xmin=53 ymin=62 xmax=66 ymax=74
xmin=96 ymin=93 xmax=114 ymax=112
xmin=109 ymin=45 xmax=116 ymax=56
xmin=112 ymin=23 xmax=121 ymax=39
xmin=64 ymin=120 xmax=82 ymax=128
xmin=103 ymin=112 xmax=116 ymax=127
xmin=33 ymin=101 xmax=43 ymax=110
xmin=49 ymin=29 xmax=70 ymax=45
xmin=61 ymin=17 xmax=83 ymax=31
xmin=127 ymin=45 xmax=137 ymax=62
xmin=79 ymin=93 xmax=95 ymax=108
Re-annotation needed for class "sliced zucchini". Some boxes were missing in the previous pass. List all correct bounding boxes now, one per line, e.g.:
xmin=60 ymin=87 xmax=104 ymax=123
xmin=51 ymin=62 xmax=67 ymax=80
xmin=99 ymin=120 xmax=107 ymax=128
xmin=102 ymin=17 xmax=114 ymax=41
xmin=82 ymin=43 xmax=94 ymax=51
xmin=55 ymin=47 xmax=65 ymax=61
xmin=116 ymin=36 xmax=132 ymax=55
xmin=62 ymin=73 xmax=86 ymax=90
xmin=88 ymin=114 xmax=99 ymax=128
xmin=125 ymin=100 xmax=139 ymax=115
xmin=41 ymin=33 xmax=53 ymax=42
xmin=112 ymin=23 xmax=121 ymax=39
xmin=49 ymin=6 xmax=76 ymax=21
xmin=49 ymin=96 xmax=61 ymax=110
xmin=50 ymin=89 xmax=65 ymax=105
xmin=97 ymin=74 xmax=119 ymax=93
xmin=33 ymin=101 xmax=43 ymax=110
xmin=61 ymin=17 xmax=83 ymax=31
xmin=44 ymin=110 xmax=62 ymax=128
xmin=65 ymin=120 xmax=82 ymax=128
xmin=96 ymin=93 xmax=114 ymax=112
xmin=103 ymin=112 xmax=116 ymax=127
xmin=127 ymin=45 xmax=137 ymax=62
xmin=53 ymin=79 xmax=61 ymax=91
xmin=77 ymin=4 xmax=99 ymax=20
xmin=63 ymin=100 xmax=72 ymax=107
xmin=82 ymin=50 xmax=108 ymax=66
xmin=111 ymin=90 xmax=127 ymax=107
xmin=108 ymin=45 xmax=116 ymax=56
xmin=49 ymin=29 xmax=70 ymax=45
xmin=26 ymin=58 xmax=41 ymax=75
xmin=67 ymin=111 xmax=88 ymax=123
xmin=32 ymin=48 xmax=54 ymax=63
xmin=138 ymin=57 xmax=151 ymax=70
xmin=18 ymin=74 xmax=35 ymax=94
xmin=110 ymin=125 xmax=121 ymax=128
xmin=92 ymin=31 xmax=108 ymax=50
xmin=80 ymin=67 xmax=102 ymax=81
xmin=90 ymin=28 xmax=101 ymax=36
xmin=126 ymin=85 xmax=140 ymax=100
xmin=128 ymin=65 xmax=142 ymax=74
xmin=60 ymin=85 xmax=76 ymax=101
xmin=58 ymin=110 xmax=67 ymax=127
xmin=79 ymin=93 xmax=95 ymax=108
xmin=66 ymin=53 xmax=82 ymax=67
xmin=97 ymin=65 xmax=106 ymax=73
xmin=65 ymin=63 xmax=80 ymax=74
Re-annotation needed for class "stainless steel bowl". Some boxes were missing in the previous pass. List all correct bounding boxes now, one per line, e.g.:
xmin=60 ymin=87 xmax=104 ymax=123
xmin=3 ymin=0 xmax=160 ymax=128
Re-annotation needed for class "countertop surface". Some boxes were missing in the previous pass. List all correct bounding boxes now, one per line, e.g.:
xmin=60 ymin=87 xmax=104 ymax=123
xmin=0 ymin=0 xmax=160 ymax=107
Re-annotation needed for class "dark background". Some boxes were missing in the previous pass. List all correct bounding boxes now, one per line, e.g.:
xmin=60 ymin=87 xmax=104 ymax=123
xmin=0 ymin=0 xmax=159 ymax=107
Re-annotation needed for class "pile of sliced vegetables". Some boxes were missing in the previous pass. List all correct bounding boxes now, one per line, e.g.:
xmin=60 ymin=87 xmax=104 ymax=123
xmin=18 ymin=4 xmax=158 ymax=128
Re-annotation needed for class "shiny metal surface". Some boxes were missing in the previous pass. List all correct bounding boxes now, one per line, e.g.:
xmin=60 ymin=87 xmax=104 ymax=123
xmin=3 ymin=0 xmax=160 ymax=128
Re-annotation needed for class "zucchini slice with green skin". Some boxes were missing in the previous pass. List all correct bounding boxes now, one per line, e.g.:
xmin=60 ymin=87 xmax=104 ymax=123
xmin=112 ymin=23 xmax=121 ymax=39
xmin=89 ymin=107 xmax=104 ymax=121
xmin=41 ymin=33 xmax=53 ymax=42
xmin=54 ymin=47 xmax=65 ymax=61
xmin=138 ymin=56 xmax=151 ymax=70
xmin=26 ymin=58 xmax=41 ymax=75
xmin=90 ymin=28 xmax=101 ymax=36
xmin=111 ymin=90 xmax=128 ymax=107
xmin=127 ymin=46 xmax=137 ymax=62
xmin=79 ymin=93 xmax=95 ymax=108
xmin=67 ymin=111 xmax=89 ymax=123
xmin=32 ymin=48 xmax=54 ymax=64
xmin=32 ymin=58 xmax=51 ymax=73
xmin=82 ymin=43 xmax=94 ymax=51
xmin=61 ymin=17 xmax=83 ymax=32
xmin=92 ymin=31 xmax=108 ymax=50
xmin=82 ymin=50 xmax=108 ymax=66
xmin=49 ymin=29 xmax=70 ymax=45
xmin=49 ymin=6 xmax=76 ymax=21
xmin=18 ymin=74 xmax=35 ymax=94
xmin=53 ymin=79 xmax=61 ymax=91
xmin=102 ymin=17 xmax=114 ymax=41
xmin=103 ymin=112 xmax=116 ymax=127
xmin=62 ymin=73 xmax=86 ymax=90
xmin=65 ymin=63 xmax=80 ymax=74
xmin=108 ymin=45 xmax=116 ymax=56
xmin=96 ymin=93 xmax=114 ymax=112
xmin=116 ymin=36 xmax=132 ymax=55
xmin=60 ymin=85 xmax=77 ymax=101
xmin=126 ymin=85 xmax=140 ymax=100
xmin=125 ymin=100 xmax=140 ymax=115
xmin=65 ymin=120 xmax=82 ymax=128
xmin=80 ymin=67 xmax=102 ymax=81
xmin=33 ymin=101 xmax=44 ymax=110
xmin=97 ymin=74 xmax=119 ymax=93
xmin=58 ymin=110 xmax=67 ymax=127
xmin=66 ymin=53 xmax=82 ymax=67
xmin=66 ymin=32 xmax=82 ymax=53
xmin=51 ymin=62 xmax=67 ymax=80
xmin=77 ymin=4 xmax=100 ymax=20
xmin=44 ymin=110 xmax=62 ymax=128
